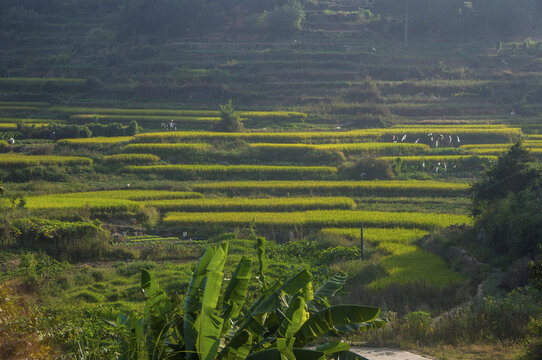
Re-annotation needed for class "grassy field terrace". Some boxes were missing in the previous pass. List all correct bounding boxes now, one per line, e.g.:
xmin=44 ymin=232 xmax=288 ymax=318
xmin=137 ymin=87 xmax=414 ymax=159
xmin=0 ymin=154 xmax=92 ymax=167
xmin=163 ymin=210 xmax=471 ymax=236
xmin=190 ymin=180 xmax=470 ymax=197
xmin=125 ymin=164 xmax=339 ymax=180
xmin=133 ymin=127 xmax=521 ymax=144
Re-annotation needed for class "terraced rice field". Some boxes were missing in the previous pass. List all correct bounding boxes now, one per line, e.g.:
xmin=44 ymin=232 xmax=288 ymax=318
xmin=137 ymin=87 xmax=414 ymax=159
xmin=125 ymin=164 xmax=338 ymax=180
xmin=134 ymin=127 xmax=521 ymax=144
xmin=58 ymin=137 xmax=135 ymax=146
xmin=19 ymin=190 xmax=203 ymax=212
xmin=249 ymin=142 xmax=430 ymax=155
xmin=322 ymin=227 xmax=465 ymax=287
xmin=1 ymin=108 xmax=528 ymax=291
xmin=102 ymin=154 xmax=161 ymax=165
xmin=0 ymin=154 xmax=92 ymax=167
xmin=191 ymin=180 xmax=470 ymax=197
xmin=163 ymin=210 xmax=471 ymax=232
xmin=145 ymin=197 xmax=356 ymax=212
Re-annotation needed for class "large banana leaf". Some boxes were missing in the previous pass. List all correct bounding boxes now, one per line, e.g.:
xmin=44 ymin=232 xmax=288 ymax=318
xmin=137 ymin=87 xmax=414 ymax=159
xmin=294 ymin=305 xmax=380 ymax=346
xmin=252 ymin=270 xmax=312 ymax=315
xmin=195 ymin=243 xmax=228 ymax=360
xmin=221 ymin=257 xmax=253 ymax=336
xmin=184 ymin=242 xmax=228 ymax=360
xmin=308 ymin=272 xmax=347 ymax=313
xmin=256 ymin=238 xmax=267 ymax=286
xmin=226 ymin=271 xmax=312 ymax=354
xmin=141 ymin=269 xmax=173 ymax=359
xmin=246 ymin=348 xmax=326 ymax=360
xmin=276 ymin=337 xmax=296 ymax=360
xmin=218 ymin=329 xmax=252 ymax=360
xmin=315 ymin=341 xmax=350 ymax=356
xmin=276 ymin=296 xmax=308 ymax=339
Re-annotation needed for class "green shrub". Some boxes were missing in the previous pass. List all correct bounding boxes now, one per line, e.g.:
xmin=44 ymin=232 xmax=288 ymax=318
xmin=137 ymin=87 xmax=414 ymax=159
xmin=10 ymin=218 xmax=110 ymax=261
xmin=320 ymin=246 xmax=360 ymax=264
xmin=217 ymin=100 xmax=243 ymax=132
xmin=340 ymin=157 xmax=394 ymax=180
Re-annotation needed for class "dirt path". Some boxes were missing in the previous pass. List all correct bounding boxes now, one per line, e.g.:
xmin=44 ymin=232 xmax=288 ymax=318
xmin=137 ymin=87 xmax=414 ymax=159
xmin=350 ymin=347 xmax=433 ymax=360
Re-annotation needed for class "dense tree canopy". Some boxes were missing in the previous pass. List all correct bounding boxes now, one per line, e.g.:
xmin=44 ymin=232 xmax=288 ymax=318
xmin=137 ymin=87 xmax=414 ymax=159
xmin=3 ymin=0 xmax=542 ymax=40
xmin=471 ymin=143 xmax=542 ymax=265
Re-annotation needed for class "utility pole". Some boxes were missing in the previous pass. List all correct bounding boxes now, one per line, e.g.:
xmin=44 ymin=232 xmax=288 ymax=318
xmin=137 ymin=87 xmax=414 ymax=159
xmin=360 ymin=224 xmax=365 ymax=260
xmin=404 ymin=1 xmax=409 ymax=46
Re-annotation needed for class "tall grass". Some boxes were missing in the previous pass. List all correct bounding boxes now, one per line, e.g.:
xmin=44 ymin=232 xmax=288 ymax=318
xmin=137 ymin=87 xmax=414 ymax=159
xmin=70 ymin=114 xmax=220 ymax=124
xmin=319 ymin=227 xmax=429 ymax=244
xmin=250 ymin=142 xmax=430 ymax=155
xmin=0 ymin=101 xmax=49 ymax=107
xmin=368 ymin=243 xmax=466 ymax=289
xmin=0 ymin=154 xmax=92 ymax=167
xmin=123 ymin=143 xmax=209 ymax=157
xmin=0 ymin=118 xmax=60 ymax=124
xmin=135 ymin=127 xmax=521 ymax=144
xmin=324 ymin=228 xmax=464 ymax=288
xmin=125 ymin=164 xmax=338 ymax=180
xmin=58 ymin=137 xmax=135 ymax=147
xmin=0 ymin=78 xmax=85 ymax=87
xmin=163 ymin=210 xmax=471 ymax=231
xmin=51 ymin=107 xmax=306 ymax=120
xmin=191 ymin=180 xmax=470 ymax=197
xmin=145 ymin=197 xmax=356 ymax=212
xmin=102 ymin=154 xmax=160 ymax=165
xmin=0 ymin=124 xmax=17 ymax=130
xmin=21 ymin=190 xmax=203 ymax=211
xmin=50 ymin=190 xmax=203 ymax=201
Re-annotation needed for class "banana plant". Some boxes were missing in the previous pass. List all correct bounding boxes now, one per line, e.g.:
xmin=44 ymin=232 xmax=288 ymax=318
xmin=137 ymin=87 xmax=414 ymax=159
xmin=102 ymin=239 xmax=387 ymax=359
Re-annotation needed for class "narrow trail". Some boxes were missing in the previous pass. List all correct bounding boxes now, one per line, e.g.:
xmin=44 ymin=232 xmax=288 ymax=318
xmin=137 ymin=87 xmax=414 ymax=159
xmin=350 ymin=347 xmax=433 ymax=360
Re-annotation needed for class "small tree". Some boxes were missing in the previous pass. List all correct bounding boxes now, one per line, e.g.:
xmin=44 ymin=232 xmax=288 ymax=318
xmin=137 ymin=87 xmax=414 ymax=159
xmin=471 ymin=141 xmax=539 ymax=216
xmin=217 ymin=100 xmax=243 ymax=132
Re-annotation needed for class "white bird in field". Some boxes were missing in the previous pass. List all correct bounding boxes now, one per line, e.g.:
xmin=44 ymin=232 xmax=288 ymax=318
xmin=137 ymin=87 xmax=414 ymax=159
xmin=457 ymin=136 xmax=461 ymax=143
xmin=453 ymin=165 xmax=457 ymax=168
xmin=438 ymin=162 xmax=441 ymax=166
xmin=449 ymin=135 xmax=452 ymax=143
xmin=401 ymin=134 xmax=407 ymax=142
xmin=422 ymin=162 xmax=425 ymax=168
xmin=435 ymin=166 xmax=439 ymax=173
xmin=440 ymin=134 xmax=444 ymax=140
xmin=431 ymin=136 xmax=434 ymax=141
xmin=428 ymin=133 xmax=433 ymax=136
xmin=415 ymin=138 xmax=420 ymax=144
xmin=436 ymin=140 xmax=439 ymax=147
xmin=444 ymin=163 xmax=447 ymax=171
